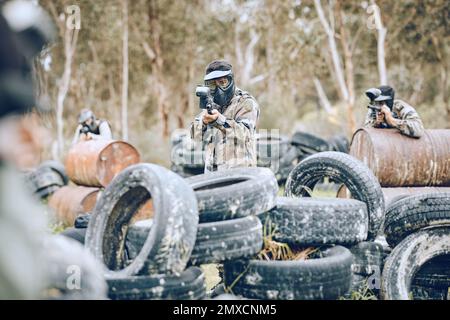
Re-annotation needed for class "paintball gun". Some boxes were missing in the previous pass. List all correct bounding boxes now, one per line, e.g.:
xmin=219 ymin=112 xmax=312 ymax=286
xmin=365 ymin=87 xmax=382 ymax=118
xmin=80 ymin=125 xmax=90 ymax=134
xmin=195 ymin=85 xmax=215 ymax=115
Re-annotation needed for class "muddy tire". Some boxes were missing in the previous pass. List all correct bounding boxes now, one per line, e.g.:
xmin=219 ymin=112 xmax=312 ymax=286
xmin=328 ymin=135 xmax=349 ymax=153
xmin=275 ymin=147 xmax=303 ymax=184
xmin=60 ymin=227 xmax=87 ymax=244
xmin=381 ymin=227 xmax=450 ymax=300
xmin=186 ymin=167 xmax=278 ymax=222
xmin=384 ymin=192 xmax=450 ymax=247
xmin=223 ymin=246 xmax=352 ymax=300
xmin=257 ymin=134 xmax=290 ymax=168
xmin=40 ymin=160 xmax=69 ymax=185
xmin=85 ymin=163 xmax=199 ymax=277
xmin=291 ymin=131 xmax=331 ymax=153
xmin=25 ymin=166 xmax=66 ymax=199
xmin=410 ymin=284 xmax=449 ymax=300
xmin=413 ymin=254 xmax=450 ymax=288
xmin=285 ymin=151 xmax=384 ymax=240
xmin=190 ymin=216 xmax=263 ymax=265
xmin=268 ymin=197 xmax=368 ymax=246
xmin=349 ymin=241 xmax=384 ymax=276
xmin=42 ymin=235 xmax=107 ymax=299
xmin=126 ymin=216 xmax=263 ymax=266
xmin=106 ymin=267 xmax=206 ymax=300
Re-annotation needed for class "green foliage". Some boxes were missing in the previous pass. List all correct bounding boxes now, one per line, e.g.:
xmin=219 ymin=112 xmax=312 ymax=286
xmin=36 ymin=0 xmax=449 ymax=166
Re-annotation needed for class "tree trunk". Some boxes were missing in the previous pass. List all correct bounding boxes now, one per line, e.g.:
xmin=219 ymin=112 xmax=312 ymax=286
xmin=314 ymin=0 xmax=349 ymax=102
xmin=121 ymin=0 xmax=129 ymax=141
xmin=336 ymin=2 xmax=356 ymax=133
xmin=313 ymin=77 xmax=333 ymax=114
xmin=149 ymin=0 xmax=169 ymax=137
xmin=315 ymin=0 xmax=355 ymax=133
xmin=371 ymin=1 xmax=388 ymax=85
xmin=56 ymin=27 xmax=78 ymax=159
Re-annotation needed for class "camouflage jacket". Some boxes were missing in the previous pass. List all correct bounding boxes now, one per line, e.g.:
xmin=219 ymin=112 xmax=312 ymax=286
xmin=190 ymin=87 xmax=260 ymax=172
xmin=364 ymin=99 xmax=425 ymax=138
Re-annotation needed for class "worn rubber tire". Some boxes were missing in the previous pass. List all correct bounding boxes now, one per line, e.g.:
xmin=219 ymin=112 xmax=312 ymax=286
xmin=186 ymin=167 xmax=278 ymax=222
xmin=126 ymin=216 xmax=264 ymax=266
xmin=291 ymin=131 xmax=331 ymax=153
xmin=60 ymin=227 xmax=87 ymax=244
xmin=384 ymin=192 xmax=450 ymax=247
xmin=106 ymin=266 xmax=206 ymax=300
xmin=274 ymin=147 xmax=303 ymax=183
xmin=381 ymin=227 xmax=450 ymax=300
xmin=285 ymin=151 xmax=385 ymax=240
xmin=25 ymin=166 xmax=65 ymax=199
xmin=177 ymin=148 xmax=205 ymax=169
xmin=410 ymin=284 xmax=448 ymax=300
xmin=42 ymin=235 xmax=107 ymax=300
xmin=85 ymin=163 xmax=199 ymax=277
xmin=40 ymin=160 xmax=69 ymax=185
xmin=412 ymin=254 xmax=450 ymax=288
xmin=223 ymin=246 xmax=352 ymax=300
xmin=269 ymin=197 xmax=368 ymax=246
xmin=257 ymin=135 xmax=289 ymax=161
xmin=349 ymin=241 xmax=384 ymax=276
xmin=190 ymin=216 xmax=263 ymax=265
xmin=328 ymin=135 xmax=349 ymax=153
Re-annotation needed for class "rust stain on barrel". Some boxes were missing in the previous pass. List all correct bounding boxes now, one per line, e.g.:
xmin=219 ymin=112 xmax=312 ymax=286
xmin=65 ymin=140 xmax=140 ymax=187
xmin=48 ymin=185 xmax=100 ymax=226
xmin=349 ymin=128 xmax=450 ymax=187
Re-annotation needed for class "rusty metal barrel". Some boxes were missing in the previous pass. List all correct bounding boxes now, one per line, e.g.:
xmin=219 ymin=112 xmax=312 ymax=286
xmin=349 ymin=128 xmax=450 ymax=187
xmin=382 ymin=187 xmax=450 ymax=207
xmin=48 ymin=185 xmax=100 ymax=226
xmin=65 ymin=140 xmax=140 ymax=187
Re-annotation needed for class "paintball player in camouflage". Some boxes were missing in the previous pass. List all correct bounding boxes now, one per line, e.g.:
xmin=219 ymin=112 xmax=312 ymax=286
xmin=364 ymin=85 xmax=425 ymax=138
xmin=190 ymin=60 xmax=260 ymax=172
xmin=71 ymin=108 xmax=112 ymax=145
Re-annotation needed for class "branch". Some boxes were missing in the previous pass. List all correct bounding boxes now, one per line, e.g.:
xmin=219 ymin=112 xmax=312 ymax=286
xmin=313 ymin=77 xmax=333 ymax=114
xmin=314 ymin=0 xmax=349 ymax=101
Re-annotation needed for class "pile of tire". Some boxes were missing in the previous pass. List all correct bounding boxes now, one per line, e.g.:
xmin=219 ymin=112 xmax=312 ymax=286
xmin=221 ymin=151 xmax=385 ymax=300
xmin=80 ymin=165 xmax=279 ymax=300
xmin=256 ymin=131 xmax=350 ymax=185
xmin=82 ymin=163 xmax=207 ymax=300
xmin=169 ymin=129 xmax=349 ymax=184
xmin=284 ymin=151 xmax=385 ymax=299
xmin=23 ymin=160 xmax=68 ymax=200
xmin=170 ymin=131 xmax=204 ymax=178
xmin=381 ymin=193 xmax=450 ymax=300
xmin=127 ymin=167 xmax=278 ymax=300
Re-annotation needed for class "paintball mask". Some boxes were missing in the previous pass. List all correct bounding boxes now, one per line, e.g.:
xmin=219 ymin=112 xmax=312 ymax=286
xmin=375 ymin=85 xmax=395 ymax=109
xmin=78 ymin=109 xmax=97 ymax=132
xmin=204 ymin=60 xmax=235 ymax=108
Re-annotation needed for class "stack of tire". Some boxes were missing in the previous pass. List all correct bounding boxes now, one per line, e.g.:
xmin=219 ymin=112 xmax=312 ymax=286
xmin=80 ymin=165 xmax=281 ymax=300
xmin=124 ymin=167 xmax=278 ymax=299
xmin=84 ymin=163 xmax=207 ymax=300
xmin=259 ymin=131 xmax=350 ymax=185
xmin=170 ymin=130 xmax=204 ymax=177
xmin=381 ymin=193 xmax=450 ymax=300
xmin=348 ymin=128 xmax=450 ymax=300
xmin=169 ymin=129 xmax=349 ymax=184
xmin=23 ymin=160 xmax=69 ymax=200
xmin=220 ymin=152 xmax=385 ymax=300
